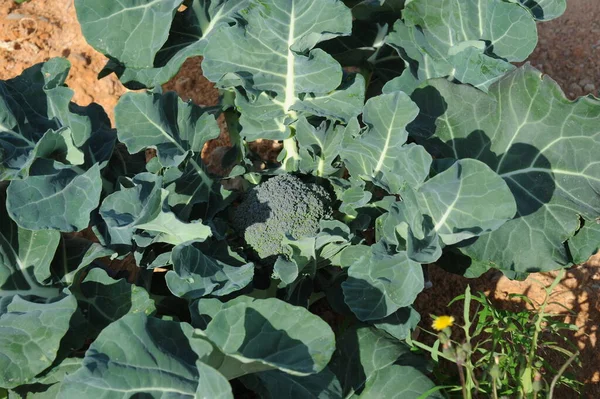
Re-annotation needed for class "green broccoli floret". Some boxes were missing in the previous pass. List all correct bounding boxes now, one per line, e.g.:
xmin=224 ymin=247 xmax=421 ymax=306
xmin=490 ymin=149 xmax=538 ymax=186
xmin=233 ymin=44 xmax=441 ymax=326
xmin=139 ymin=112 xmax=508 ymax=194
xmin=233 ymin=174 xmax=332 ymax=260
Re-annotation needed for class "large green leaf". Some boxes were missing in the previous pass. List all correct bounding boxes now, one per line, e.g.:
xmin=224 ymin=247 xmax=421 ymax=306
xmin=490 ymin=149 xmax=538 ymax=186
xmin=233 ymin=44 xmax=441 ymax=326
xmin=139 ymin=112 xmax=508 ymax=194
xmin=410 ymin=65 xmax=600 ymax=275
xmin=1 ymin=59 xmax=111 ymax=233
xmin=0 ymin=193 xmax=61 ymax=298
xmin=0 ymin=295 xmax=77 ymax=389
xmin=166 ymin=241 xmax=254 ymax=300
xmin=517 ymin=0 xmax=566 ymax=21
xmin=98 ymin=173 xmax=212 ymax=249
xmin=75 ymin=0 xmax=250 ymax=88
xmin=72 ymin=268 xmax=155 ymax=334
xmin=349 ymin=365 xmax=440 ymax=398
xmin=135 ymin=207 xmax=212 ymax=245
xmin=329 ymin=325 xmax=429 ymax=397
xmin=384 ymin=0 xmax=538 ymax=92
xmin=203 ymin=296 xmax=336 ymax=376
xmin=342 ymin=242 xmax=424 ymax=321
xmin=372 ymin=306 xmax=421 ymax=341
xmin=98 ymin=173 xmax=163 ymax=247
xmin=376 ymin=159 xmax=516 ymax=263
xmin=7 ymin=164 xmax=102 ymax=232
xmin=419 ymin=159 xmax=517 ymax=245
xmin=115 ymin=90 xmax=219 ymax=204
xmin=568 ymin=222 xmax=600 ymax=265
xmin=341 ymin=91 xmax=421 ymax=193
xmin=294 ymin=117 xmax=344 ymax=176
xmin=50 ymin=237 xmax=114 ymax=286
xmin=59 ymin=314 xmax=231 ymax=398
xmin=378 ymin=190 xmax=442 ymax=264
xmin=75 ymin=0 xmax=181 ymax=69
xmin=203 ymin=0 xmax=356 ymax=140
xmin=10 ymin=357 xmax=83 ymax=399
xmin=241 ymin=368 xmax=343 ymax=399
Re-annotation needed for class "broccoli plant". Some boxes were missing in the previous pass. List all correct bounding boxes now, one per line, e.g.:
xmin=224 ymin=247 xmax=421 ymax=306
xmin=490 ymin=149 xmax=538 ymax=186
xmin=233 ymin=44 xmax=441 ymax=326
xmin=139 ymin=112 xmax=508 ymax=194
xmin=1 ymin=0 xmax=598 ymax=398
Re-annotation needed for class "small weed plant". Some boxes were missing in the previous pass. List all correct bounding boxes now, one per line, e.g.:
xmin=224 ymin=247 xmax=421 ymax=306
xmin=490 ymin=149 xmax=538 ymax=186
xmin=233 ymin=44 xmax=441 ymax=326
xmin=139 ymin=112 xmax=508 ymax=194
xmin=410 ymin=270 xmax=582 ymax=398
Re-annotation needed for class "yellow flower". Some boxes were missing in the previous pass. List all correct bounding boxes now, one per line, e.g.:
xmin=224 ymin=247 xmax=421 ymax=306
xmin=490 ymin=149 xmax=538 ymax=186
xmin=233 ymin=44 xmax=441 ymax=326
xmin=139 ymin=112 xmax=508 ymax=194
xmin=432 ymin=315 xmax=454 ymax=331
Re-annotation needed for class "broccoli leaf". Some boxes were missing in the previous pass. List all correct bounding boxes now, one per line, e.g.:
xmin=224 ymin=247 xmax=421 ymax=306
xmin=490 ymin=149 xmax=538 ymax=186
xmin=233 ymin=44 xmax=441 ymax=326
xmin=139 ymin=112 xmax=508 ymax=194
xmin=419 ymin=159 xmax=517 ymax=245
xmin=0 ymin=295 xmax=78 ymax=389
xmin=0 ymin=58 xmax=113 ymax=180
xmin=342 ymin=242 xmax=424 ymax=321
xmin=75 ymin=0 xmax=181 ymax=70
xmin=7 ymin=164 xmax=102 ymax=232
xmin=71 ymin=268 xmax=155 ymax=334
xmin=294 ymin=117 xmax=345 ymax=176
xmin=372 ymin=306 xmax=421 ymax=341
xmin=410 ymin=65 xmax=600 ymax=275
xmin=166 ymin=241 xmax=254 ymax=300
xmin=50 ymin=235 xmax=114 ymax=286
xmin=10 ymin=357 xmax=83 ymax=398
xmin=0 ymin=191 xmax=61 ymax=299
xmin=202 ymin=296 xmax=336 ymax=376
xmin=516 ymin=0 xmax=566 ymax=21
xmin=240 ymin=368 xmax=343 ymax=399
xmin=384 ymin=0 xmax=538 ymax=92
xmin=115 ymin=90 xmax=219 ymax=203
xmin=60 ymin=313 xmax=230 ymax=398
xmin=568 ymin=222 xmax=600 ymax=265
xmin=98 ymin=173 xmax=163 ymax=247
xmin=348 ymin=365 xmax=441 ymax=398
xmin=75 ymin=0 xmax=251 ymax=88
xmin=329 ymin=325 xmax=439 ymax=398
xmin=341 ymin=91 xmax=421 ymax=193
xmin=202 ymin=0 xmax=355 ymax=140
xmin=290 ymin=73 xmax=367 ymax=124
xmin=1 ymin=59 xmax=111 ymax=233
xmin=98 ymin=172 xmax=212 ymax=249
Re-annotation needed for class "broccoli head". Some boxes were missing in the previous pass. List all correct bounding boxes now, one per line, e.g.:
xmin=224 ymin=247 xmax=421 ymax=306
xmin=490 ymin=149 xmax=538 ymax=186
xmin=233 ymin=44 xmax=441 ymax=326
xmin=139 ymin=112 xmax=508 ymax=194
xmin=233 ymin=174 xmax=332 ymax=260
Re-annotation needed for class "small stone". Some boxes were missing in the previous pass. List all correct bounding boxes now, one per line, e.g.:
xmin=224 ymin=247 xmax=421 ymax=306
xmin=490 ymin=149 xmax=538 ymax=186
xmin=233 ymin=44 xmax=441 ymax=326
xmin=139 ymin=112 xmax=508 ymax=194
xmin=579 ymin=78 xmax=593 ymax=87
xmin=568 ymin=83 xmax=584 ymax=97
xmin=584 ymin=83 xmax=596 ymax=93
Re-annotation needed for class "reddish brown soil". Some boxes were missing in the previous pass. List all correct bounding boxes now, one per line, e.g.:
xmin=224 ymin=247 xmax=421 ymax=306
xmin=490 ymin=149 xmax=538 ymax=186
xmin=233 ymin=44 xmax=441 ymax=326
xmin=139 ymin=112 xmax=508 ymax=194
xmin=529 ymin=0 xmax=600 ymax=99
xmin=1 ymin=0 xmax=598 ymax=396
xmin=0 ymin=0 xmax=126 ymax=122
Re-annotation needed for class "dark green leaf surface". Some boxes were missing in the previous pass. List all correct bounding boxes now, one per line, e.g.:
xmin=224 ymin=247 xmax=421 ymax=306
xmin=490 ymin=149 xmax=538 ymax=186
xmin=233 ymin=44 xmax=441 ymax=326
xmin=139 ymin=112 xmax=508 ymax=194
xmin=384 ymin=0 xmax=538 ymax=92
xmin=372 ymin=306 xmax=421 ymax=341
xmin=73 ymin=268 xmax=155 ymax=334
xmin=115 ymin=90 xmax=219 ymax=203
xmin=0 ymin=194 xmax=61 ymax=298
xmin=75 ymin=0 xmax=251 ymax=88
xmin=0 ymin=295 xmax=77 ymax=388
xmin=241 ymin=368 xmax=343 ymax=399
xmin=60 ymin=314 xmax=227 ymax=398
xmin=295 ymin=117 xmax=344 ymax=176
xmin=343 ymin=243 xmax=424 ymax=321
xmin=202 ymin=0 xmax=356 ymax=140
xmin=204 ymin=296 xmax=336 ymax=376
xmin=0 ymin=58 xmax=112 ymax=180
xmin=568 ymin=222 xmax=600 ymax=264
xmin=518 ymin=0 xmax=566 ymax=20
xmin=7 ymin=164 xmax=102 ymax=232
xmin=330 ymin=325 xmax=414 ymax=396
xmin=349 ymin=365 xmax=441 ymax=398
xmin=341 ymin=91 xmax=420 ymax=193
xmin=166 ymin=241 xmax=254 ymax=300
